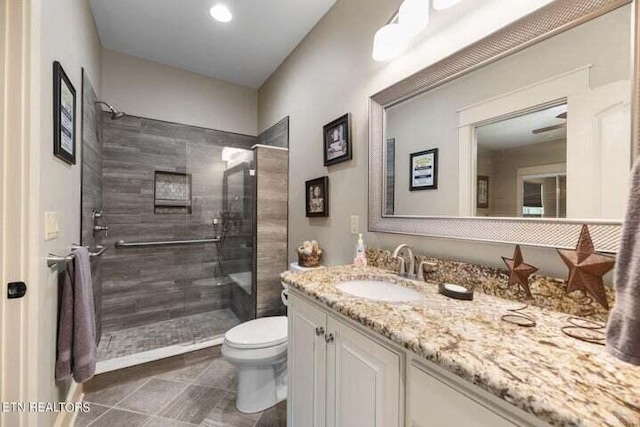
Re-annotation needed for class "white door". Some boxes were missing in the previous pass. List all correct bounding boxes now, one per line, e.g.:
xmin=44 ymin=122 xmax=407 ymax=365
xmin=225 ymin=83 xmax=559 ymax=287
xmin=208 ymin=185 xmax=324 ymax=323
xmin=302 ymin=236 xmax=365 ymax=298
xmin=0 ymin=0 xmax=32 ymax=426
xmin=326 ymin=317 xmax=401 ymax=427
xmin=567 ymin=79 xmax=632 ymax=219
xmin=288 ymin=294 xmax=327 ymax=427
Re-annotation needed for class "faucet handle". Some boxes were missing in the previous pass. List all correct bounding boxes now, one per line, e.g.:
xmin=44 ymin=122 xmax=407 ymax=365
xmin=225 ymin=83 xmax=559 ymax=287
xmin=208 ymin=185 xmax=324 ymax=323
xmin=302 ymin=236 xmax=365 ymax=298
xmin=418 ymin=260 xmax=438 ymax=281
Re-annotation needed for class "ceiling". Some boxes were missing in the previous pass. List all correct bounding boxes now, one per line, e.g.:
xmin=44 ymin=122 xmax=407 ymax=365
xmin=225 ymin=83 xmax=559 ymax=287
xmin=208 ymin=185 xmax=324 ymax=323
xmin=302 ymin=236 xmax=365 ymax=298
xmin=89 ymin=0 xmax=337 ymax=88
xmin=476 ymin=104 xmax=567 ymax=151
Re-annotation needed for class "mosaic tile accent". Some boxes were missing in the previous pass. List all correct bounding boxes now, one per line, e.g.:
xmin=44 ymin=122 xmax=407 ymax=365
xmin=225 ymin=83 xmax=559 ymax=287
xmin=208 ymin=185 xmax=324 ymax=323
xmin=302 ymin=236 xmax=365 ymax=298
xmin=155 ymin=171 xmax=191 ymax=201
xmin=98 ymin=309 xmax=240 ymax=361
xmin=366 ymin=246 xmax=613 ymax=321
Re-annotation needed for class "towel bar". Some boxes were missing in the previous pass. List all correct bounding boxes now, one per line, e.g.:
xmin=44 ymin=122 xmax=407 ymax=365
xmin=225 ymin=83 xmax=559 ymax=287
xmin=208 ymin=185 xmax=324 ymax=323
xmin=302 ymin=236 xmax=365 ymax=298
xmin=115 ymin=237 xmax=221 ymax=248
xmin=46 ymin=245 xmax=108 ymax=268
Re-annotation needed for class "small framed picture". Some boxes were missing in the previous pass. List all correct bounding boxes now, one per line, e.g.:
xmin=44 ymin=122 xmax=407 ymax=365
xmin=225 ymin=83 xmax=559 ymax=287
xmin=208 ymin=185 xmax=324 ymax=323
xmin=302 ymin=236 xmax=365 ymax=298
xmin=305 ymin=176 xmax=329 ymax=217
xmin=323 ymin=114 xmax=351 ymax=166
xmin=477 ymin=175 xmax=490 ymax=209
xmin=53 ymin=61 xmax=76 ymax=165
xmin=410 ymin=148 xmax=438 ymax=191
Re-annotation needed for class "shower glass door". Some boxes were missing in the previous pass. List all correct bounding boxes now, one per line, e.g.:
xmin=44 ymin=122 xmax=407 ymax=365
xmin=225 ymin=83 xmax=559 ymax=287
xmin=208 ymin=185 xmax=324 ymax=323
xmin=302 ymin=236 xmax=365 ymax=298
xmin=94 ymin=112 xmax=256 ymax=362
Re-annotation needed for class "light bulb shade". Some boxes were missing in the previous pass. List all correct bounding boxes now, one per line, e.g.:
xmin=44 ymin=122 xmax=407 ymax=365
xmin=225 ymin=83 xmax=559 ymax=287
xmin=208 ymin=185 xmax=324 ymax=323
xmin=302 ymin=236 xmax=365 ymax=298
xmin=210 ymin=4 xmax=233 ymax=22
xmin=432 ymin=0 xmax=463 ymax=10
xmin=399 ymin=0 xmax=430 ymax=35
xmin=372 ymin=23 xmax=409 ymax=61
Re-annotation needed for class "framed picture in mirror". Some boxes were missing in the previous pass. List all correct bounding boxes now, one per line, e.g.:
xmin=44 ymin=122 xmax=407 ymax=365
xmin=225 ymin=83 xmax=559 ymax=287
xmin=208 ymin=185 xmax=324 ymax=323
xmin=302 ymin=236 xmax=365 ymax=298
xmin=477 ymin=175 xmax=489 ymax=209
xmin=410 ymin=149 xmax=438 ymax=191
xmin=323 ymin=114 xmax=351 ymax=166
xmin=306 ymin=176 xmax=329 ymax=217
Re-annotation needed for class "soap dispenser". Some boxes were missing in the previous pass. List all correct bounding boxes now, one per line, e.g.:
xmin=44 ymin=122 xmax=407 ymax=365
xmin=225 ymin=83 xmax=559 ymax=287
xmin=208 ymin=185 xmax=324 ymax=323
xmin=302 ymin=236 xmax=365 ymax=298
xmin=354 ymin=233 xmax=367 ymax=267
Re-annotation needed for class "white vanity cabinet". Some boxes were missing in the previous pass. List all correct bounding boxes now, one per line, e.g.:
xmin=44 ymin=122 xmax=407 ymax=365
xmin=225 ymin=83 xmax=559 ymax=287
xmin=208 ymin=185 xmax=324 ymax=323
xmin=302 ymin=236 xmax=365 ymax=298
xmin=409 ymin=364 xmax=517 ymax=427
xmin=288 ymin=292 xmax=402 ymax=427
xmin=288 ymin=290 xmax=549 ymax=427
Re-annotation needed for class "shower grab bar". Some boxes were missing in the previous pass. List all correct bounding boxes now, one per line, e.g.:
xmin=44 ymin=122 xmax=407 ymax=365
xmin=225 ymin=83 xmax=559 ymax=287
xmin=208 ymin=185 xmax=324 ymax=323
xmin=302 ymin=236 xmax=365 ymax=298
xmin=47 ymin=244 xmax=108 ymax=268
xmin=115 ymin=237 xmax=221 ymax=248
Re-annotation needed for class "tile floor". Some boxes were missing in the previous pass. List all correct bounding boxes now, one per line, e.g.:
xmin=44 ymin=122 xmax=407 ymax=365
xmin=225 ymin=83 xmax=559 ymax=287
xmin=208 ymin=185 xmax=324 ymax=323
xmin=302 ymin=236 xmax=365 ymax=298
xmin=98 ymin=309 xmax=241 ymax=361
xmin=79 ymin=350 xmax=285 ymax=427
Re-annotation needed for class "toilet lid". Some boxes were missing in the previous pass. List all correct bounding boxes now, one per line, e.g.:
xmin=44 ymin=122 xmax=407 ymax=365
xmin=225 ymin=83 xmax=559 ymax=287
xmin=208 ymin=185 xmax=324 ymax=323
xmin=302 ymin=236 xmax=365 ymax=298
xmin=225 ymin=316 xmax=288 ymax=349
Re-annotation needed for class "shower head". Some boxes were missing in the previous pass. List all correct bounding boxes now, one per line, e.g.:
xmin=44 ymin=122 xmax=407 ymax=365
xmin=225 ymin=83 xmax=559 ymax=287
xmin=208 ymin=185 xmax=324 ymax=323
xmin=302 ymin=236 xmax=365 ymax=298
xmin=95 ymin=100 xmax=125 ymax=120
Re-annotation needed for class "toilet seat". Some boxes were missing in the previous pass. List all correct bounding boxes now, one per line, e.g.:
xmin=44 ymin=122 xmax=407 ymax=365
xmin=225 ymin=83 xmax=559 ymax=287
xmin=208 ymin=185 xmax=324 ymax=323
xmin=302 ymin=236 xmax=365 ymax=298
xmin=224 ymin=316 xmax=287 ymax=349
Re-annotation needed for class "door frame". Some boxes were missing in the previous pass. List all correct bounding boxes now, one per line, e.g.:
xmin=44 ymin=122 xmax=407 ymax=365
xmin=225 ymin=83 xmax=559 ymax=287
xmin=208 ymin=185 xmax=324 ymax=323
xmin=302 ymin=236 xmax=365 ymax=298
xmin=1 ymin=0 xmax=33 ymax=425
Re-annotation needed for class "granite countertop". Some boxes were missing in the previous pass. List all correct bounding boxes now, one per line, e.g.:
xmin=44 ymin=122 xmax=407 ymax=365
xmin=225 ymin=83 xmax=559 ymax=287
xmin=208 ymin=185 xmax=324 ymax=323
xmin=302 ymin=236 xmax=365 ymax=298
xmin=281 ymin=265 xmax=640 ymax=427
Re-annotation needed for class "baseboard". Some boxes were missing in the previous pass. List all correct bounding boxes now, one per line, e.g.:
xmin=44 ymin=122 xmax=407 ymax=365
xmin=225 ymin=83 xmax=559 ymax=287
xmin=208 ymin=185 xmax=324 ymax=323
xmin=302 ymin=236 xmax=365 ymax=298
xmin=53 ymin=381 xmax=83 ymax=427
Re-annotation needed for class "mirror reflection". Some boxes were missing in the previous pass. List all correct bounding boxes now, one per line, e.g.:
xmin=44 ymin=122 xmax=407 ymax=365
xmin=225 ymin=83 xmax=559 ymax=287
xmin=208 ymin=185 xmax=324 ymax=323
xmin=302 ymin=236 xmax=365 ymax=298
xmin=384 ymin=5 xmax=632 ymax=220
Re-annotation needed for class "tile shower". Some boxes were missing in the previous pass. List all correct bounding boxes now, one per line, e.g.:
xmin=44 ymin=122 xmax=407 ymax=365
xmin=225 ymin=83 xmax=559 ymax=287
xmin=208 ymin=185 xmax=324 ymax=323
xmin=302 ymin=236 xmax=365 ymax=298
xmin=81 ymin=75 xmax=289 ymax=364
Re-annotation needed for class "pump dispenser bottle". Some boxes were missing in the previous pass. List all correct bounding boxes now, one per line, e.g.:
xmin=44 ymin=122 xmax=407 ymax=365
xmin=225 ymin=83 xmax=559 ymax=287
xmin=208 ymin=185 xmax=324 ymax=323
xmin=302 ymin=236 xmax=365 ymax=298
xmin=354 ymin=233 xmax=367 ymax=267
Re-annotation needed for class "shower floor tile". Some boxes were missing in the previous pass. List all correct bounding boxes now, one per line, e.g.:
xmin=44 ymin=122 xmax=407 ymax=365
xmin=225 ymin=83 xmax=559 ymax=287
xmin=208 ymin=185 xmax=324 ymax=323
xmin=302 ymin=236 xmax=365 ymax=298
xmin=98 ymin=309 xmax=241 ymax=361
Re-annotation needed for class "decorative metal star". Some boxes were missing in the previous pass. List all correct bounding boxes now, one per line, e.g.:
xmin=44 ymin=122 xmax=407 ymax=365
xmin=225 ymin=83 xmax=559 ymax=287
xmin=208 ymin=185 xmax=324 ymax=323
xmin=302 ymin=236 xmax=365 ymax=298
xmin=557 ymin=224 xmax=615 ymax=310
xmin=502 ymin=245 xmax=538 ymax=300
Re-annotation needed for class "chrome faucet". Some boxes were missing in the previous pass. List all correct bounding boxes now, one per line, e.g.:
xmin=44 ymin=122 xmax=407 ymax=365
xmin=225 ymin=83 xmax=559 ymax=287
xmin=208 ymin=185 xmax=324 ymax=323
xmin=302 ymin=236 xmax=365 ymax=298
xmin=92 ymin=209 xmax=109 ymax=238
xmin=392 ymin=244 xmax=438 ymax=281
xmin=392 ymin=244 xmax=415 ymax=278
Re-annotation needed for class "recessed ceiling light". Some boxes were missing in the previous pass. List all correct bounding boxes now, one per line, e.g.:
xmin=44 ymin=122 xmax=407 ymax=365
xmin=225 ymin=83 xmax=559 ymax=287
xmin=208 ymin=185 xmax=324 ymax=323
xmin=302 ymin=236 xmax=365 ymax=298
xmin=210 ymin=4 xmax=232 ymax=23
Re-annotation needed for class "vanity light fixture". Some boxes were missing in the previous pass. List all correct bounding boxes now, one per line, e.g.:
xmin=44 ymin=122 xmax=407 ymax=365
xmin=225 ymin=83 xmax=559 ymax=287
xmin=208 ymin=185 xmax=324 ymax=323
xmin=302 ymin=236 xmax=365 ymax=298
xmin=432 ymin=0 xmax=464 ymax=10
xmin=371 ymin=0 xmax=435 ymax=62
xmin=372 ymin=23 xmax=410 ymax=62
xmin=210 ymin=4 xmax=232 ymax=23
xmin=399 ymin=0 xmax=430 ymax=35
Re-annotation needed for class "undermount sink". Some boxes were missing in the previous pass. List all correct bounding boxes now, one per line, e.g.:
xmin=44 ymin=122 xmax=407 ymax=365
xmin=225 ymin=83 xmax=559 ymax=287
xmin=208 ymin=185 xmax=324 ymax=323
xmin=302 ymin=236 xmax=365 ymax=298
xmin=336 ymin=280 xmax=424 ymax=302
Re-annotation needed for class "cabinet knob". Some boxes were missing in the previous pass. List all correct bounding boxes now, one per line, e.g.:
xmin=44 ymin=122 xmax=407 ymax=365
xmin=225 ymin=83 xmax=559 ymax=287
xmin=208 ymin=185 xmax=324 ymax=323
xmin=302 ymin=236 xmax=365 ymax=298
xmin=325 ymin=333 xmax=335 ymax=343
xmin=315 ymin=326 xmax=325 ymax=336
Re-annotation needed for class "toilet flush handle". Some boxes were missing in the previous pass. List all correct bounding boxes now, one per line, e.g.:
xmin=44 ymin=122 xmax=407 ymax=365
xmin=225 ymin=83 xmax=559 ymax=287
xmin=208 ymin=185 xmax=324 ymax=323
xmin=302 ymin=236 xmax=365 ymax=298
xmin=315 ymin=326 xmax=325 ymax=336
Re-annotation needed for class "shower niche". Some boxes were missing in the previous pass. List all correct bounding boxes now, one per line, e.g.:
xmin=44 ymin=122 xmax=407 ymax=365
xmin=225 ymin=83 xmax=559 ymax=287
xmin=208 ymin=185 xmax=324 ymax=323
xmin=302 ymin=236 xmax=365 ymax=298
xmin=154 ymin=171 xmax=192 ymax=214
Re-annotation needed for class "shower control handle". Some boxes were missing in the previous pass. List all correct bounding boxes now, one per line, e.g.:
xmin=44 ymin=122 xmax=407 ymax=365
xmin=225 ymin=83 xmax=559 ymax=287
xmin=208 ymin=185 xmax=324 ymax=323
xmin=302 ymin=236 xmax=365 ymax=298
xmin=325 ymin=333 xmax=334 ymax=344
xmin=94 ymin=225 xmax=109 ymax=238
xmin=315 ymin=326 xmax=325 ymax=336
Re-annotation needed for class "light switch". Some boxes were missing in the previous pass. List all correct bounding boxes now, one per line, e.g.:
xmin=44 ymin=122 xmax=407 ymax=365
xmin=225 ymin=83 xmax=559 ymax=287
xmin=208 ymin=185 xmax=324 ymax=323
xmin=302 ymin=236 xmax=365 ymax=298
xmin=350 ymin=215 xmax=360 ymax=235
xmin=45 ymin=211 xmax=59 ymax=240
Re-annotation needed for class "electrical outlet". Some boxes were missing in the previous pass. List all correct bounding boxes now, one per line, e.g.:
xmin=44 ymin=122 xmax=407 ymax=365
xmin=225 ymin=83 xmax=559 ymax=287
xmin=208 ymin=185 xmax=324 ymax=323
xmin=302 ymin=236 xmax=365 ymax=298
xmin=45 ymin=211 xmax=59 ymax=240
xmin=350 ymin=215 xmax=360 ymax=235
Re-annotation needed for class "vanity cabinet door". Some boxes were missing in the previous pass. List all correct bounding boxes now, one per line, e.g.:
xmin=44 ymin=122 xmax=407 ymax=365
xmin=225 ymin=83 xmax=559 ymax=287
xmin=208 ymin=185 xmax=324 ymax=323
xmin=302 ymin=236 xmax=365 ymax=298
xmin=409 ymin=365 xmax=516 ymax=427
xmin=288 ymin=294 xmax=327 ymax=427
xmin=325 ymin=316 xmax=401 ymax=427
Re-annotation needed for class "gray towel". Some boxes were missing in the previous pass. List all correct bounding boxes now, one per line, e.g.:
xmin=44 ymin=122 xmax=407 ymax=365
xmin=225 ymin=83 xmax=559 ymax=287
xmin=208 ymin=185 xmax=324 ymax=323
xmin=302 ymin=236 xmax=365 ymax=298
xmin=55 ymin=247 xmax=97 ymax=383
xmin=606 ymin=160 xmax=640 ymax=365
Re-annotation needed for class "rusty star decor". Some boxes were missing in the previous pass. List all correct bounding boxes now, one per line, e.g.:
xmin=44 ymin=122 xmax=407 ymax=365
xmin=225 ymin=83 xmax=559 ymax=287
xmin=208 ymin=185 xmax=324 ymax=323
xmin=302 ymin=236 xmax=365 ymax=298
xmin=557 ymin=224 xmax=615 ymax=310
xmin=502 ymin=245 xmax=538 ymax=300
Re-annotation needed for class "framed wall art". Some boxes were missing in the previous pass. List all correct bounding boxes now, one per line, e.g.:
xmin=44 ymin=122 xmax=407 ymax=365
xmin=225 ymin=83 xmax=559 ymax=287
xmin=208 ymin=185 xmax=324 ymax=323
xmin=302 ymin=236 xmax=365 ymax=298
xmin=323 ymin=114 xmax=351 ymax=166
xmin=306 ymin=176 xmax=329 ymax=217
xmin=53 ymin=61 xmax=77 ymax=165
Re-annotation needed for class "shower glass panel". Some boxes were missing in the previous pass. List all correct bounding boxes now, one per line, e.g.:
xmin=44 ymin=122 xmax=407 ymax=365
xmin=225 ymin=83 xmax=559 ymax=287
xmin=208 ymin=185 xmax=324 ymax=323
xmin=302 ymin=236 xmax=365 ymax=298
xmin=92 ymin=110 xmax=256 ymax=362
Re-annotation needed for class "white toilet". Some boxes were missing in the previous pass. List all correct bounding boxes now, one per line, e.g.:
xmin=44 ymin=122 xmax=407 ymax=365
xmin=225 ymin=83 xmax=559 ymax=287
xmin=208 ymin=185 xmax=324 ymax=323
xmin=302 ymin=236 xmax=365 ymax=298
xmin=222 ymin=316 xmax=288 ymax=413
xmin=223 ymin=263 xmax=323 ymax=413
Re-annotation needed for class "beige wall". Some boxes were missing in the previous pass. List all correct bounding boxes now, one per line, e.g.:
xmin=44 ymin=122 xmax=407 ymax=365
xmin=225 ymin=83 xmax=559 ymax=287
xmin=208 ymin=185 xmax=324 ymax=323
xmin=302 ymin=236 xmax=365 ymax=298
xmin=29 ymin=0 xmax=103 ymax=423
xmin=256 ymin=0 xmax=613 ymax=279
xmin=102 ymin=48 xmax=258 ymax=136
